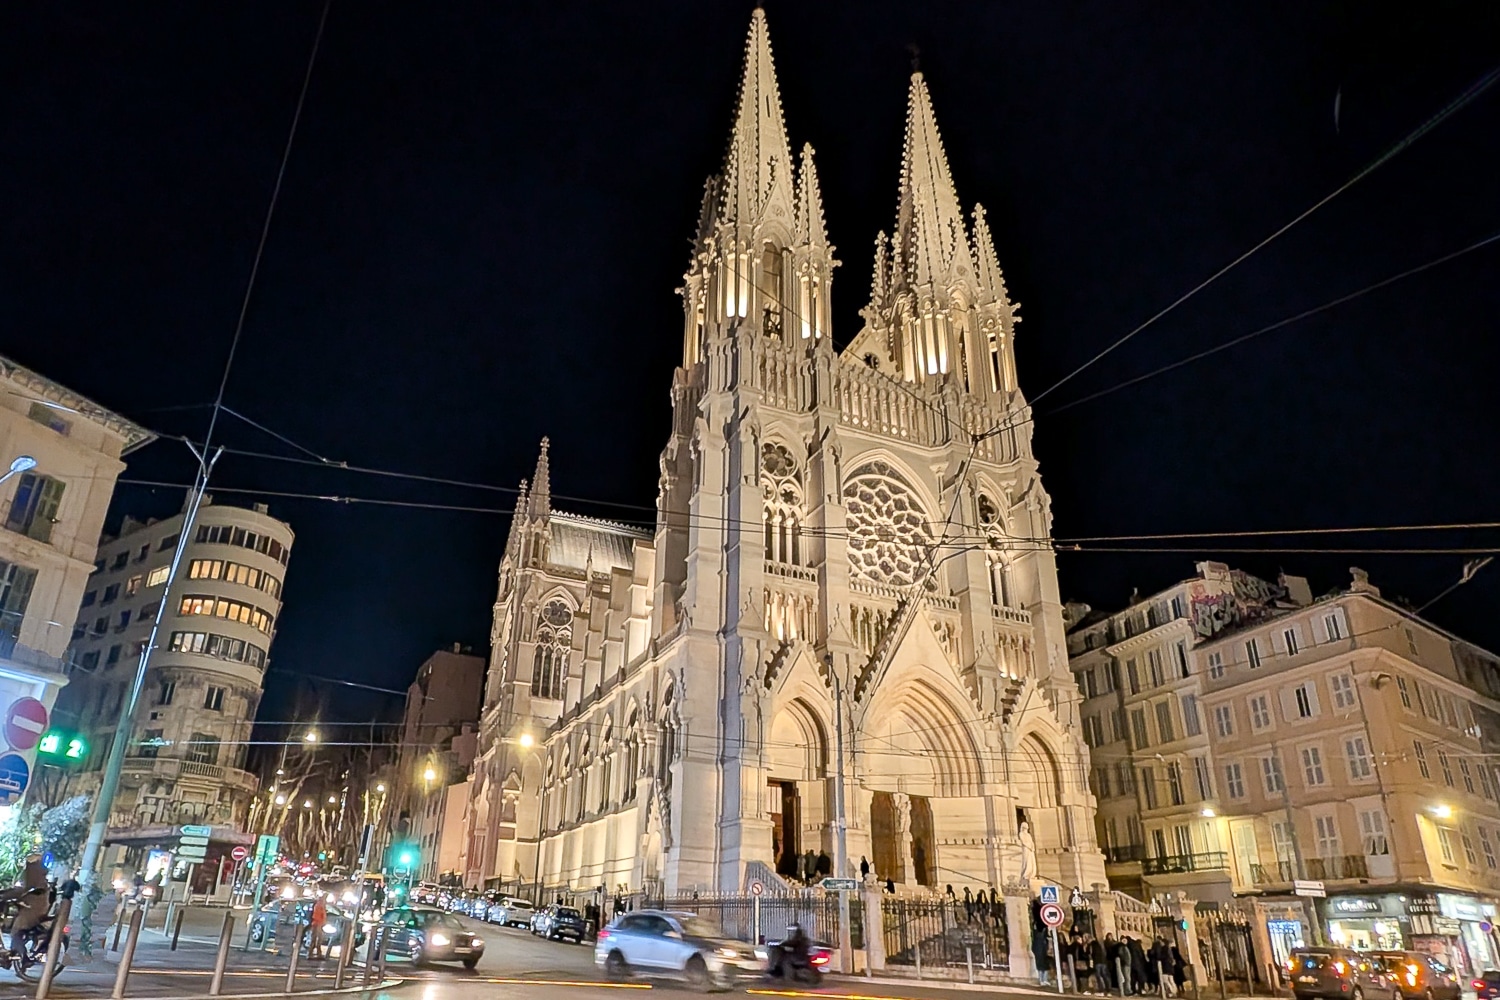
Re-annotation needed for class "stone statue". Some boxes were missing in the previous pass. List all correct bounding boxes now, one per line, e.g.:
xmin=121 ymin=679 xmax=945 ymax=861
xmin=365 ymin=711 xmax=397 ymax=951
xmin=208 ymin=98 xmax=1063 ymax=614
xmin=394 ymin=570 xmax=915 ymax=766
xmin=893 ymin=792 xmax=912 ymax=834
xmin=1018 ymin=820 xmax=1037 ymax=881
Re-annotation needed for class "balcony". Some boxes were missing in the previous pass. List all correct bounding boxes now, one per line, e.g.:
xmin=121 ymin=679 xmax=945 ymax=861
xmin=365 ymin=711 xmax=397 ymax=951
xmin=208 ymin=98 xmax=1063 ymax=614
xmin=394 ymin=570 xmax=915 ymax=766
xmin=1105 ymin=844 xmax=1148 ymax=864
xmin=1250 ymin=855 xmax=1369 ymax=886
xmin=1143 ymin=851 xmax=1230 ymax=876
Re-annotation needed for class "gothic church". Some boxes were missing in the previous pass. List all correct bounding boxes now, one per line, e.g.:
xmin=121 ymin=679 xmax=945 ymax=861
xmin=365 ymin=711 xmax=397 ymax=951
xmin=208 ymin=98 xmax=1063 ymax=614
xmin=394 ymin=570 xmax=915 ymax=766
xmin=462 ymin=9 xmax=1106 ymax=898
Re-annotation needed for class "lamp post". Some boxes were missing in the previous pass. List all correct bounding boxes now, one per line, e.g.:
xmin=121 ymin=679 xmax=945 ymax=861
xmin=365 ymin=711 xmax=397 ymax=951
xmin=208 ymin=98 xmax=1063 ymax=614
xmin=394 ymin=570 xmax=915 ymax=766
xmin=0 ymin=455 xmax=38 ymax=486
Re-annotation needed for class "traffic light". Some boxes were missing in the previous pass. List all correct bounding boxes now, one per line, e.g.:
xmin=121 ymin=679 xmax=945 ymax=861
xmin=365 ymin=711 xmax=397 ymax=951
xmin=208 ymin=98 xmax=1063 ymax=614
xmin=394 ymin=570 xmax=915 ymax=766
xmin=318 ymin=851 xmax=326 ymax=862
xmin=36 ymin=730 xmax=88 ymax=766
xmin=387 ymin=840 xmax=419 ymax=874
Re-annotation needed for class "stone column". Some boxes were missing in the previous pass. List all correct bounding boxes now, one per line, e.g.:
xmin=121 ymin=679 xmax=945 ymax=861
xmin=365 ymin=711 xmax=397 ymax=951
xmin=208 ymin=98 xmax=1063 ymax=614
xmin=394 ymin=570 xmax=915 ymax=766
xmin=862 ymin=882 xmax=886 ymax=972
xmin=1005 ymin=881 xmax=1035 ymax=980
xmin=1165 ymin=891 xmax=1203 ymax=992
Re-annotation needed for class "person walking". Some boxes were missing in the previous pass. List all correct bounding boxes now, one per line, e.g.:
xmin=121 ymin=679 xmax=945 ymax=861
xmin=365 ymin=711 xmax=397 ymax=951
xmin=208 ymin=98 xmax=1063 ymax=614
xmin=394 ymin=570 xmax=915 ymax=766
xmin=308 ymin=895 xmax=328 ymax=959
xmin=859 ymin=856 xmax=870 ymax=880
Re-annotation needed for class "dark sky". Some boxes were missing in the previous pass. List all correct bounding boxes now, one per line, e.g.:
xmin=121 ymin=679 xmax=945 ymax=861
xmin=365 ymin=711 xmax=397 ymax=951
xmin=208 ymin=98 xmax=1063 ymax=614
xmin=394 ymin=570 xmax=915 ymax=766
xmin=5 ymin=3 xmax=1499 ymax=725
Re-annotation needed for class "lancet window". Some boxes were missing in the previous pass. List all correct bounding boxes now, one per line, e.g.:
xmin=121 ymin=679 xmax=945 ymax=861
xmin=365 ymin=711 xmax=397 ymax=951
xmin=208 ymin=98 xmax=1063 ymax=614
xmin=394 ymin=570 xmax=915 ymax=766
xmin=530 ymin=598 xmax=573 ymax=700
xmin=978 ymin=493 xmax=1015 ymax=609
xmin=761 ymin=443 xmax=805 ymax=566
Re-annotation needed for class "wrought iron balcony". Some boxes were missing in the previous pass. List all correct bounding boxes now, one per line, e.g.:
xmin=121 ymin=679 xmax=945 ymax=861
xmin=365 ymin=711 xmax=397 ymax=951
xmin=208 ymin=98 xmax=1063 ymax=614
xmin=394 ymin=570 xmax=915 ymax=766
xmin=1250 ymin=855 xmax=1369 ymax=885
xmin=1142 ymin=851 xmax=1230 ymax=876
xmin=1105 ymin=844 xmax=1148 ymax=864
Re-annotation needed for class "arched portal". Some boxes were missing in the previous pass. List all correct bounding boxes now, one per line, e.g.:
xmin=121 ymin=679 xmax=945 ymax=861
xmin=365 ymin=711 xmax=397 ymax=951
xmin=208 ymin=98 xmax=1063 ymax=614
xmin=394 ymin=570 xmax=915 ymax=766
xmin=766 ymin=698 xmax=829 ymax=877
xmin=1012 ymin=734 xmax=1068 ymax=859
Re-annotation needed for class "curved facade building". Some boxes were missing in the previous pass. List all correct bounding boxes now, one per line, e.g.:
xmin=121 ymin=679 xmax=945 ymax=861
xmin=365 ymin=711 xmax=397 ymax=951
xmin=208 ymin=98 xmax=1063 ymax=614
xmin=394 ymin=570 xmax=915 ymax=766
xmin=58 ymin=498 xmax=292 ymax=854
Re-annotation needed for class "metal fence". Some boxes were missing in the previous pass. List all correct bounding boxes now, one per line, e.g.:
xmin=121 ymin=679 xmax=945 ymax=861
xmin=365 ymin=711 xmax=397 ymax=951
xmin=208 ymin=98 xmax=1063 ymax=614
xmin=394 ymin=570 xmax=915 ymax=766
xmin=1194 ymin=903 xmax=1267 ymax=995
xmin=643 ymin=891 xmax=855 ymax=947
xmin=882 ymin=896 xmax=1007 ymax=970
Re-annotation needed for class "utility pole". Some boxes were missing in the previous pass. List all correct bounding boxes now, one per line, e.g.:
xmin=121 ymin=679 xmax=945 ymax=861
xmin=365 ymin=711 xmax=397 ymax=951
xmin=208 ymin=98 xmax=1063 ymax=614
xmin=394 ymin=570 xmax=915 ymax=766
xmin=831 ymin=667 xmax=854 ymax=973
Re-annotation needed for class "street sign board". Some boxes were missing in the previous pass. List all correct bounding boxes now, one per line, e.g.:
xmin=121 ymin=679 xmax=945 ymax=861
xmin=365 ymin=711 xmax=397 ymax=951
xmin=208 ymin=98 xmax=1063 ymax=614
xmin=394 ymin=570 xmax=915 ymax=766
xmin=181 ymin=824 xmax=212 ymax=837
xmin=820 ymin=877 xmax=860 ymax=892
xmin=0 ymin=753 xmax=30 ymax=804
xmin=179 ymin=835 xmax=210 ymax=848
xmin=1293 ymin=880 xmax=1326 ymax=898
xmin=1040 ymin=902 xmax=1066 ymax=928
xmin=255 ymin=834 xmax=280 ymax=865
xmin=1039 ymin=885 xmax=1059 ymax=904
xmin=3 ymin=698 xmax=47 ymax=752
xmin=177 ymin=845 xmax=207 ymax=862
xmin=231 ymin=846 xmax=249 ymax=862
xmin=749 ymin=880 xmax=763 ymax=897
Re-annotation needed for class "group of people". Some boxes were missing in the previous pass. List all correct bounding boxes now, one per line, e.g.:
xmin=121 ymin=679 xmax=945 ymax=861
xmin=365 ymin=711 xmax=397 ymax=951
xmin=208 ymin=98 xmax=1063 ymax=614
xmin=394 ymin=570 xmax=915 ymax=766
xmin=1037 ymin=930 xmax=1188 ymax=995
xmin=790 ymin=849 xmax=833 ymax=884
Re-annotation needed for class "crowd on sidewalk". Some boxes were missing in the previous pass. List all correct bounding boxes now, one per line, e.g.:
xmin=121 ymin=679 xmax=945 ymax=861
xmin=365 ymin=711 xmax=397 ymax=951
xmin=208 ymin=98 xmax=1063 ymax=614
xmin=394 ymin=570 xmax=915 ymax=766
xmin=1036 ymin=928 xmax=1188 ymax=995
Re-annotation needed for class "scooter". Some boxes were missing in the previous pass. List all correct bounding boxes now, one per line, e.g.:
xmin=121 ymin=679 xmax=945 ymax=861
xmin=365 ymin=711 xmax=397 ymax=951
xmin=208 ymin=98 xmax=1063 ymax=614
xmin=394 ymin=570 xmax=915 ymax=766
xmin=761 ymin=938 xmax=830 ymax=986
xmin=0 ymin=888 xmax=69 ymax=981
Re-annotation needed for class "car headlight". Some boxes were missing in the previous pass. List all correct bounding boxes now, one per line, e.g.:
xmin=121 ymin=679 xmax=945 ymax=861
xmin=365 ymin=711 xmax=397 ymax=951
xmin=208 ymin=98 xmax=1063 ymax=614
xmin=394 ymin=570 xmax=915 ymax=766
xmin=322 ymin=923 xmax=338 ymax=935
xmin=715 ymin=947 xmax=738 ymax=959
xmin=472 ymin=938 xmax=484 ymax=947
xmin=430 ymin=934 xmax=450 ymax=947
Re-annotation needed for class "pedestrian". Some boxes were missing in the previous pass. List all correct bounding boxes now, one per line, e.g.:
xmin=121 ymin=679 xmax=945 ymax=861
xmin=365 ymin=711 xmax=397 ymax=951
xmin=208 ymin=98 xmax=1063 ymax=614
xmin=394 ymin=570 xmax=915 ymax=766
xmin=884 ymin=878 xmax=896 ymax=895
xmin=1091 ymin=933 xmax=1109 ymax=992
xmin=963 ymin=886 xmax=975 ymax=922
xmin=1032 ymin=910 xmax=1052 ymax=986
xmin=1170 ymin=941 xmax=1187 ymax=996
xmin=308 ymin=894 xmax=328 ymax=959
xmin=859 ymin=856 xmax=870 ymax=880
xmin=989 ymin=887 xmax=1003 ymax=928
xmin=1129 ymin=936 xmax=1151 ymax=993
xmin=1075 ymin=933 xmax=1095 ymax=993
xmin=1104 ymin=934 xmax=1123 ymax=992
xmin=815 ymin=851 xmax=831 ymax=877
xmin=803 ymin=849 xmax=817 ymax=883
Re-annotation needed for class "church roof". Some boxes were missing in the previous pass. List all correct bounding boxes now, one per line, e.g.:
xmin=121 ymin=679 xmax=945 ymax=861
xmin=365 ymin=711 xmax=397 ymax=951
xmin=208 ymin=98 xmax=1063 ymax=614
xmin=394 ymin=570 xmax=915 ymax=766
xmin=548 ymin=512 xmax=650 ymax=574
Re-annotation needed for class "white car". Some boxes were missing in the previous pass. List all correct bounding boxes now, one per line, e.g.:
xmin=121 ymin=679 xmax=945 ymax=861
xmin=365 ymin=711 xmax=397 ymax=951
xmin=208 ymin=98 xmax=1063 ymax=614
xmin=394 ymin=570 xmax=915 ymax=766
xmin=487 ymin=898 xmax=535 ymax=927
xmin=595 ymin=910 xmax=758 ymax=990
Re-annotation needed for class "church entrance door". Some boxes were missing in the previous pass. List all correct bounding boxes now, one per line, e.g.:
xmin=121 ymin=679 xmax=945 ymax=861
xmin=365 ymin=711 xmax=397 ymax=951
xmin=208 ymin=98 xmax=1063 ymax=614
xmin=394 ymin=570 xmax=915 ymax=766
xmin=910 ymin=795 xmax=935 ymax=887
xmin=870 ymin=790 xmax=899 ymax=883
xmin=770 ymin=779 xmax=800 ymax=878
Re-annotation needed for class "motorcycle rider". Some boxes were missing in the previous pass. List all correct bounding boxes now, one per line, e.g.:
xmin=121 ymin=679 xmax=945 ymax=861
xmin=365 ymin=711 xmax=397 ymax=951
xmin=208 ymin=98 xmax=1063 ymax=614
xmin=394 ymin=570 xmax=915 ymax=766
xmin=769 ymin=922 xmax=811 ymax=979
xmin=0 ymin=855 xmax=50 ymax=953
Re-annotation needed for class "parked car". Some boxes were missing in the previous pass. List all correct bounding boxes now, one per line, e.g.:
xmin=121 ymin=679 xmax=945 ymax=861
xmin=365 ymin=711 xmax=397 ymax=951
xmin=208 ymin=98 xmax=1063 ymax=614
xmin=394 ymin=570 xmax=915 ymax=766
xmin=248 ymin=899 xmax=364 ymax=954
xmin=378 ymin=906 xmax=485 ymax=969
xmin=487 ymin=899 xmax=535 ymax=927
xmin=1473 ymin=970 xmax=1500 ymax=1000
xmin=530 ymin=905 xmax=587 ymax=943
xmin=1289 ymin=947 xmax=1397 ymax=1000
xmin=594 ymin=909 xmax=757 ymax=990
xmin=1370 ymin=952 xmax=1461 ymax=1000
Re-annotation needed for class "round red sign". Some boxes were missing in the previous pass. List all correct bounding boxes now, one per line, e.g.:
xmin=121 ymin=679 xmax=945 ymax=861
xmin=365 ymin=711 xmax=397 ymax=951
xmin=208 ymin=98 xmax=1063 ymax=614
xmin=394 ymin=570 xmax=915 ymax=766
xmin=231 ymin=846 xmax=249 ymax=862
xmin=3 ymin=698 xmax=48 ymax=752
xmin=1040 ymin=902 xmax=1066 ymax=928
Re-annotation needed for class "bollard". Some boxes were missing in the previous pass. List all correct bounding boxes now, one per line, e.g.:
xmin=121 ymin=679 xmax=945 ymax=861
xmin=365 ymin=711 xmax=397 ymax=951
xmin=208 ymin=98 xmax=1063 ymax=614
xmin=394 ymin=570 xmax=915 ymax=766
xmin=362 ymin=925 xmax=381 ymax=986
xmin=162 ymin=900 xmax=177 ymax=937
xmin=170 ymin=907 xmax=186 ymax=950
xmin=334 ymin=919 xmax=355 ymax=988
xmin=209 ymin=911 xmax=235 ymax=996
xmin=914 ymin=939 xmax=922 ymax=979
xmin=967 ymin=945 xmax=975 ymax=985
xmin=35 ymin=897 xmax=70 ymax=1000
xmin=112 ymin=908 xmax=144 ymax=999
xmin=1070 ymin=954 xmax=1078 ymax=993
xmin=111 ymin=908 xmax=125 ymax=952
xmin=285 ymin=921 xmax=304 ymax=994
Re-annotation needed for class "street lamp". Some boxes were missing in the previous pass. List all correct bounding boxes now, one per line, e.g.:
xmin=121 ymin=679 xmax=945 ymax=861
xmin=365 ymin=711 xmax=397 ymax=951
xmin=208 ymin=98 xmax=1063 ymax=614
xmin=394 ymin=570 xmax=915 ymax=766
xmin=303 ymin=800 xmax=313 ymax=809
xmin=304 ymin=730 xmax=318 ymax=743
xmin=423 ymin=766 xmax=437 ymax=783
xmin=375 ymin=783 xmax=386 ymax=794
xmin=0 ymin=455 xmax=37 ymax=486
xmin=328 ymin=795 xmax=337 ymax=805
xmin=275 ymin=794 xmax=287 ymax=806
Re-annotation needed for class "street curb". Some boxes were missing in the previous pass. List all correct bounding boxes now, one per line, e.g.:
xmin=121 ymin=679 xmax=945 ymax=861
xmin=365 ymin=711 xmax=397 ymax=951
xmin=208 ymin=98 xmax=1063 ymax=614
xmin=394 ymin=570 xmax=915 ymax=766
xmin=71 ymin=977 xmax=407 ymax=1000
xmin=828 ymin=975 xmax=1054 ymax=994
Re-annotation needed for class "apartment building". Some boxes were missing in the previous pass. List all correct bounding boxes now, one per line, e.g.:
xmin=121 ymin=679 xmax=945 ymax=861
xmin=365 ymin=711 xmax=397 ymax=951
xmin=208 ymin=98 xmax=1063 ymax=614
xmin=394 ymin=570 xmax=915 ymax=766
xmin=0 ymin=354 xmax=152 ymax=803
xmin=58 ymin=498 xmax=293 ymax=874
xmin=1071 ymin=563 xmax=1500 ymax=977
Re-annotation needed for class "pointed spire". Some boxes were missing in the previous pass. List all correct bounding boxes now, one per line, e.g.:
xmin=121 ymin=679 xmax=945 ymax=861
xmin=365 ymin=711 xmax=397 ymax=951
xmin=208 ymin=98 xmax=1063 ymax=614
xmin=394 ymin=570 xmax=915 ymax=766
xmin=718 ymin=8 xmax=795 ymax=228
xmin=970 ymin=203 xmax=1008 ymax=304
xmin=794 ymin=143 xmax=829 ymax=248
xmin=527 ymin=437 xmax=550 ymax=518
xmin=894 ymin=73 xmax=974 ymax=288
xmin=869 ymin=231 xmax=890 ymax=305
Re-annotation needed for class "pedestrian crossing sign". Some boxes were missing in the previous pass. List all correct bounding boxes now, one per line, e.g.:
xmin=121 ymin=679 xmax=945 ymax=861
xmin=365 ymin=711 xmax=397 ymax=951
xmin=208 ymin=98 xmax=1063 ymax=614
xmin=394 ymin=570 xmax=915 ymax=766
xmin=1040 ymin=885 xmax=1059 ymax=904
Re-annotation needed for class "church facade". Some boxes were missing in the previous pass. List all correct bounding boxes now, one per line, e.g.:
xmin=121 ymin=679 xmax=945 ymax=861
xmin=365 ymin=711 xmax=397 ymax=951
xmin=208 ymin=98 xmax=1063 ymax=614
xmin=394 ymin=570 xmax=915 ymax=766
xmin=460 ymin=10 xmax=1106 ymax=899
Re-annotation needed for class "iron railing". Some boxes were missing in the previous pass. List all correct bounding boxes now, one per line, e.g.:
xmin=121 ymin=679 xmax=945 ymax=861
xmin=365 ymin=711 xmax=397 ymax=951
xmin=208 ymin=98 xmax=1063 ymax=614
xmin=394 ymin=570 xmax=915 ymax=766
xmin=1142 ymin=851 xmax=1229 ymax=875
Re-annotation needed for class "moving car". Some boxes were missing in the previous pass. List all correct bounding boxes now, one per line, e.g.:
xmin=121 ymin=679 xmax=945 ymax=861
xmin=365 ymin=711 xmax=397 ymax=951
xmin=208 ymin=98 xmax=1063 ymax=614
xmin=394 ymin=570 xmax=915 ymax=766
xmin=1369 ymin=951 xmax=1461 ymax=1000
xmin=530 ymin=905 xmax=586 ymax=943
xmin=1289 ymin=947 xmax=1396 ymax=1000
xmin=1473 ymin=970 xmax=1500 ymax=1000
xmin=594 ymin=909 xmax=757 ymax=990
xmin=378 ymin=906 xmax=485 ymax=969
xmin=487 ymin=898 xmax=535 ymax=928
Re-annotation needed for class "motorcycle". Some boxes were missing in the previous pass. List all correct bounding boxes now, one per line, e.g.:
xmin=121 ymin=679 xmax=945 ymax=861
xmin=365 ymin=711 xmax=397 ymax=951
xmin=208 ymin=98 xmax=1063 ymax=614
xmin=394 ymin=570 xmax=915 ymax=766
xmin=0 ymin=888 xmax=69 ymax=981
xmin=759 ymin=938 xmax=831 ymax=986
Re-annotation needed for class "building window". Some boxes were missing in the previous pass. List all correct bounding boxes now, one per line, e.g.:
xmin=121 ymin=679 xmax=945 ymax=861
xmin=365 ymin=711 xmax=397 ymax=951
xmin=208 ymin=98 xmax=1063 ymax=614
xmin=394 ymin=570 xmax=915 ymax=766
xmin=102 ymin=584 xmax=120 ymax=604
xmin=204 ymin=686 xmax=225 ymax=711
xmin=1324 ymin=611 xmax=1345 ymax=641
xmin=531 ymin=599 xmax=573 ymax=700
xmin=1462 ymin=832 xmax=1480 ymax=868
xmin=124 ymin=575 xmax=142 ymax=597
xmin=81 ymin=590 xmax=96 ymax=608
xmin=1094 ymin=766 xmax=1111 ymax=799
xmin=1148 ymin=649 xmax=1164 ymax=687
xmin=1460 ymin=758 xmax=1476 ymax=794
xmin=92 ymin=617 xmax=107 ymax=636
xmin=134 ymin=544 xmax=149 ymax=563
xmin=1396 ymin=675 xmax=1412 ymax=709
xmin=1167 ymin=762 xmax=1184 ymax=805
xmin=111 ymin=552 xmax=128 ymax=570
xmin=1293 ymin=683 xmax=1317 ymax=719
xmin=1249 ymin=694 xmax=1272 ymax=730
xmin=1194 ymin=756 xmax=1213 ymax=799
xmin=1329 ymin=674 xmax=1356 ymax=710
xmin=1262 ymin=754 xmax=1285 ymax=795
xmin=157 ymin=680 xmax=175 ymax=706
xmin=1127 ymin=659 xmax=1141 ymax=695
xmin=177 ymin=595 xmax=274 ymax=634
xmin=1301 ymin=746 xmax=1326 ymax=786
xmin=1155 ymin=701 xmax=1175 ymax=743
xmin=1481 ymin=827 xmax=1497 ymax=869
xmin=1245 ymin=638 xmax=1262 ymax=669
xmin=138 ymin=728 xmax=162 ymax=759
xmin=1213 ymin=705 xmax=1234 ymax=738
xmin=1116 ymin=762 xmax=1134 ymax=794
xmin=1207 ymin=651 xmax=1224 ymax=679
xmin=1437 ymin=827 xmax=1456 ymax=864
xmin=1110 ymin=708 xmax=1126 ymax=743
xmin=1314 ymin=814 xmax=1340 ymax=859
xmin=1414 ymin=740 xmax=1430 ymax=779
xmin=1404 ymin=628 xmax=1420 ymax=656
xmin=1151 ymin=828 xmax=1168 ymax=859
xmin=6 ymin=474 xmax=66 ymax=544
xmin=1224 ymin=762 xmax=1246 ymax=799
xmin=1283 ymin=628 xmax=1300 ymax=656
xmin=1174 ymin=641 xmax=1189 ymax=678
xmin=27 ymin=401 xmax=72 ymax=435
xmin=79 ymin=650 xmax=100 ymax=672
xmin=0 ymin=561 xmax=38 ymax=640
xmin=1439 ymin=750 xmax=1454 ymax=787
xmin=1359 ymin=809 xmax=1389 ymax=855
xmin=1130 ymin=708 xmax=1149 ymax=750
xmin=116 ymin=610 xmax=129 ymax=630
xmin=1345 ymin=737 xmax=1372 ymax=779
xmin=1140 ymin=767 xmax=1158 ymax=809
xmin=1181 ymin=695 xmax=1202 ymax=737
xmin=157 ymin=533 xmax=180 ymax=551
xmin=146 ymin=566 xmax=169 ymax=588
xmin=139 ymin=600 xmax=159 ymax=621
xmin=105 ymin=644 xmax=122 ymax=666
xmin=186 ymin=734 xmax=220 ymax=765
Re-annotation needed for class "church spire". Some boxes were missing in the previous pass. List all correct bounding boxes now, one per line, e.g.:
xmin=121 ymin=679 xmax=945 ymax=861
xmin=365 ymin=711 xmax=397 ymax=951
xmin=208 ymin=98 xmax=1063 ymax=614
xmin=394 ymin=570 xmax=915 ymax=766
xmin=527 ymin=437 xmax=551 ymax=518
xmin=718 ymin=7 xmax=795 ymax=229
xmin=970 ymin=203 xmax=1008 ymax=305
xmin=894 ymin=72 xmax=974 ymax=289
xmin=794 ymin=144 xmax=829 ymax=249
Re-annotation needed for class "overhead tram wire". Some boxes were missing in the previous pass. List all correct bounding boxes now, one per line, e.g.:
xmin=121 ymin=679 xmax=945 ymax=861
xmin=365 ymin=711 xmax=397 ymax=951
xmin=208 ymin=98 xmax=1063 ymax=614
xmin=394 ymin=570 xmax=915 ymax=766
xmin=974 ymin=61 xmax=1500 ymax=445
xmin=76 ymin=0 xmax=334 ymax=917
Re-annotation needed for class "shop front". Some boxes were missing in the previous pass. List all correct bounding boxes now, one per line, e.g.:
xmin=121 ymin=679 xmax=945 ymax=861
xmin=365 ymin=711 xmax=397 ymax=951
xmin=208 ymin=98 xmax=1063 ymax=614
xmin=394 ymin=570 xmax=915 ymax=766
xmin=1402 ymin=892 xmax=1499 ymax=976
xmin=1326 ymin=895 xmax=1407 ymax=951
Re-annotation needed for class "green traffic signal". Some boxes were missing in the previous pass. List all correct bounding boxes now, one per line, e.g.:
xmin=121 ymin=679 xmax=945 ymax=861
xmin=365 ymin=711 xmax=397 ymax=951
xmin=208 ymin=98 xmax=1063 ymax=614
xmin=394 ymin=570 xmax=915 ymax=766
xmin=37 ymin=730 xmax=87 ymax=763
xmin=65 ymin=737 xmax=87 ymax=759
xmin=38 ymin=733 xmax=60 ymax=755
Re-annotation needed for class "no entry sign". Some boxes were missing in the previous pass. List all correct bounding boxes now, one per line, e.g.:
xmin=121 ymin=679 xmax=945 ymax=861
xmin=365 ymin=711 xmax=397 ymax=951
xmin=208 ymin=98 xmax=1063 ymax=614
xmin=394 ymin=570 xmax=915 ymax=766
xmin=231 ymin=846 xmax=249 ymax=862
xmin=3 ymin=697 xmax=47 ymax=752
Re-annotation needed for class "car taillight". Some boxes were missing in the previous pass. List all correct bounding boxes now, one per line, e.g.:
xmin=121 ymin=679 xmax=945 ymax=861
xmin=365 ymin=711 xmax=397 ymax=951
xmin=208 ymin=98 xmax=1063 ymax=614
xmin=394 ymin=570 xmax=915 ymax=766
xmin=811 ymin=953 xmax=830 ymax=967
xmin=1474 ymin=981 xmax=1487 ymax=991
xmin=1333 ymin=961 xmax=1348 ymax=977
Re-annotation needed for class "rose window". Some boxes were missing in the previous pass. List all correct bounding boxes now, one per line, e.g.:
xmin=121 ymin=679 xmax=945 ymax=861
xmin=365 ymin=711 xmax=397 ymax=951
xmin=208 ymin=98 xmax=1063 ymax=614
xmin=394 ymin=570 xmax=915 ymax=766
xmin=843 ymin=462 xmax=933 ymax=587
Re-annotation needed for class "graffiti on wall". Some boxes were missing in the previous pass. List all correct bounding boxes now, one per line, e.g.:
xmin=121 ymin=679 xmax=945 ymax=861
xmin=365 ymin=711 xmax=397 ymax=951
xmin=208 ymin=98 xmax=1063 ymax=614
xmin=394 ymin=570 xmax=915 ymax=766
xmin=1188 ymin=572 xmax=1289 ymax=639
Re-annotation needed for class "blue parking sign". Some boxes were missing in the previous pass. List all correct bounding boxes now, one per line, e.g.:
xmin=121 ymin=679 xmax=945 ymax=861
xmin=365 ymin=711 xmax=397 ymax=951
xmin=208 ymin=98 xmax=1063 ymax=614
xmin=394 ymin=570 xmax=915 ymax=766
xmin=1040 ymin=885 xmax=1059 ymax=904
xmin=0 ymin=753 xmax=30 ymax=805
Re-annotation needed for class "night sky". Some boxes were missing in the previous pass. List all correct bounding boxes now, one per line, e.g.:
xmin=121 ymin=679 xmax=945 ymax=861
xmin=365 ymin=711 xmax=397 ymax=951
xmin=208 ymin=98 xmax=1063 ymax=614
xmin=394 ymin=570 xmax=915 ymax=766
xmin=6 ymin=3 xmax=1499 ymax=726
